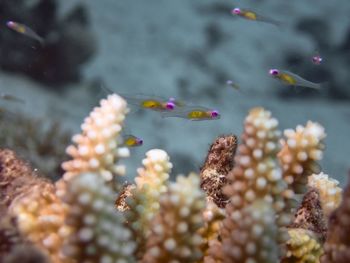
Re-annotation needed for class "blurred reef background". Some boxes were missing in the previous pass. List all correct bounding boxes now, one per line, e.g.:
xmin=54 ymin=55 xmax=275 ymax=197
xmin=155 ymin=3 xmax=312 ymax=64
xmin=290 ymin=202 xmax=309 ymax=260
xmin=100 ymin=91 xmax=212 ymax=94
xmin=0 ymin=0 xmax=349 ymax=184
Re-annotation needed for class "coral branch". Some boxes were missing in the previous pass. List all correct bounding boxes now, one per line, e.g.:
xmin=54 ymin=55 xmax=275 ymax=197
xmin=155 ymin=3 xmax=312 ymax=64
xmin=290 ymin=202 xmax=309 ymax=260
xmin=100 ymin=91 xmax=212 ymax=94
xmin=322 ymin=174 xmax=350 ymax=263
xmin=279 ymin=121 xmax=326 ymax=201
xmin=62 ymin=94 xmax=129 ymax=183
xmin=61 ymin=172 xmax=135 ymax=262
xmin=125 ymin=149 xmax=172 ymax=258
xmin=209 ymin=200 xmax=279 ymax=263
xmin=308 ymin=172 xmax=342 ymax=218
xmin=282 ymin=228 xmax=323 ymax=263
xmin=200 ymin=135 xmax=237 ymax=208
xmin=142 ymin=173 xmax=205 ymax=263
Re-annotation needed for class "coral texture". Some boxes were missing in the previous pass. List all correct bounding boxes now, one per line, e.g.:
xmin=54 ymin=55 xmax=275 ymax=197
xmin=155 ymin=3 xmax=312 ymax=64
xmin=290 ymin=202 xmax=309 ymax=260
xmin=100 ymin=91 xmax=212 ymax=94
xmin=321 ymin=174 xmax=350 ymax=263
xmin=125 ymin=149 xmax=172 ymax=258
xmin=223 ymin=108 xmax=291 ymax=235
xmin=0 ymin=149 xmax=44 ymax=208
xmin=308 ymin=172 xmax=342 ymax=217
xmin=142 ymin=173 xmax=205 ymax=263
xmin=282 ymin=228 xmax=323 ymax=263
xmin=3 ymin=245 xmax=50 ymax=263
xmin=200 ymin=135 xmax=237 ymax=208
xmin=198 ymin=200 xmax=225 ymax=260
xmin=62 ymin=94 xmax=129 ymax=183
xmin=0 ymin=112 xmax=71 ymax=180
xmin=61 ymin=172 xmax=135 ymax=262
xmin=9 ymin=181 xmax=70 ymax=263
xmin=209 ymin=200 xmax=279 ymax=263
xmin=279 ymin=121 xmax=326 ymax=206
xmin=291 ymin=188 xmax=327 ymax=241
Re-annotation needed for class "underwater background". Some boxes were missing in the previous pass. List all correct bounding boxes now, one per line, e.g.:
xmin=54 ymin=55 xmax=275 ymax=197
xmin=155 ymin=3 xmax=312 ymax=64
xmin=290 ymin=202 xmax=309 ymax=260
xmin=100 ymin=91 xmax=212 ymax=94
xmin=0 ymin=0 xmax=349 ymax=185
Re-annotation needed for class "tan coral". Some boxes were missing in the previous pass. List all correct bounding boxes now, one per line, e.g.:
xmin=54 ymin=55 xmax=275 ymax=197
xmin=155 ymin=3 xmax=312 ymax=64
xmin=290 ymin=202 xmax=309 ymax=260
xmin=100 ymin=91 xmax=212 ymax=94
xmin=279 ymin=121 xmax=326 ymax=199
xmin=209 ymin=200 xmax=279 ymax=263
xmin=61 ymin=94 xmax=130 ymax=183
xmin=125 ymin=149 xmax=172 ymax=258
xmin=9 ymin=181 xmax=71 ymax=263
xmin=321 ymin=174 xmax=350 ymax=263
xmin=61 ymin=172 xmax=135 ymax=262
xmin=223 ymin=108 xmax=291 ymax=232
xmin=282 ymin=228 xmax=323 ymax=263
xmin=198 ymin=200 xmax=225 ymax=260
xmin=142 ymin=173 xmax=205 ymax=263
xmin=308 ymin=172 xmax=342 ymax=217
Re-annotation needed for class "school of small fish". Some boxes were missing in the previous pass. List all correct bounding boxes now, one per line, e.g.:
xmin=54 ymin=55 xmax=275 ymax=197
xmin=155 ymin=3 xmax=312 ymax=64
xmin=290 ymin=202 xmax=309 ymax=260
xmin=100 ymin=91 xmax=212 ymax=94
xmin=1 ymin=5 xmax=327 ymax=148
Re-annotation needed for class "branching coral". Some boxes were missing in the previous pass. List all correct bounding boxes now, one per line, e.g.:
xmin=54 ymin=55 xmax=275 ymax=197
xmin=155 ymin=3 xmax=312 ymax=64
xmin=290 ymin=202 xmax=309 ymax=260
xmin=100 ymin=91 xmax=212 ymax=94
xmin=125 ymin=149 xmax=172 ymax=258
xmin=282 ymin=228 xmax=323 ymax=263
xmin=198 ymin=200 xmax=225 ymax=259
xmin=200 ymin=135 xmax=237 ymax=208
xmin=223 ymin=108 xmax=291 ymax=235
xmin=142 ymin=173 xmax=205 ymax=263
xmin=209 ymin=200 xmax=279 ymax=263
xmin=9 ymin=181 xmax=71 ymax=263
xmin=321 ymin=174 xmax=350 ymax=263
xmin=308 ymin=172 xmax=342 ymax=218
xmin=0 ymin=95 xmax=340 ymax=263
xmin=61 ymin=172 xmax=135 ymax=262
xmin=62 ymin=94 xmax=129 ymax=183
xmin=279 ymin=121 xmax=326 ymax=204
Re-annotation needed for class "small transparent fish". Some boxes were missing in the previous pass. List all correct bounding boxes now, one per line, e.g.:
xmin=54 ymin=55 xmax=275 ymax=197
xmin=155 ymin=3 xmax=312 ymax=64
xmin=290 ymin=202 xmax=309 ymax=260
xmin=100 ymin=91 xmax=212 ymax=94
xmin=269 ymin=69 xmax=321 ymax=89
xmin=122 ymin=135 xmax=143 ymax=147
xmin=6 ymin=21 xmax=44 ymax=45
xmin=226 ymin=80 xmax=241 ymax=91
xmin=123 ymin=94 xmax=176 ymax=112
xmin=161 ymin=106 xmax=220 ymax=121
xmin=231 ymin=7 xmax=281 ymax=27
xmin=0 ymin=94 xmax=24 ymax=103
xmin=311 ymin=51 xmax=323 ymax=65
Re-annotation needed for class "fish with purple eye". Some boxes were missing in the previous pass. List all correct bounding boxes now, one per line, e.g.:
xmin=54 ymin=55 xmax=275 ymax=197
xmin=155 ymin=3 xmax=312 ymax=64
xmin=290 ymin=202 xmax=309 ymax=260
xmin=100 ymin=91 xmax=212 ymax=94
xmin=230 ymin=7 xmax=281 ymax=27
xmin=269 ymin=68 xmax=322 ymax=89
xmin=161 ymin=105 xmax=221 ymax=121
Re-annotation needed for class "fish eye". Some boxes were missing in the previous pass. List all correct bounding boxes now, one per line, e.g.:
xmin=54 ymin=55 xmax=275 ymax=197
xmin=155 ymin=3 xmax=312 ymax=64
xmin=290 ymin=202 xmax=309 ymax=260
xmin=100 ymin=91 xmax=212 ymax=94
xmin=138 ymin=139 xmax=143 ymax=145
xmin=6 ymin=21 xmax=15 ymax=27
xmin=211 ymin=110 xmax=220 ymax=118
xmin=232 ymin=8 xmax=241 ymax=14
xmin=269 ymin=69 xmax=279 ymax=76
xmin=166 ymin=101 xmax=175 ymax=110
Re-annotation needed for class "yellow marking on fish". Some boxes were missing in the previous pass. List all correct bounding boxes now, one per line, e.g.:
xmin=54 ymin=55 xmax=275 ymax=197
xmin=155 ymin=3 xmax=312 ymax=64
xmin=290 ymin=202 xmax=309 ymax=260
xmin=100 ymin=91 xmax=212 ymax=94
xmin=243 ymin=11 xmax=257 ymax=20
xmin=16 ymin=25 xmax=26 ymax=34
xmin=187 ymin=110 xmax=209 ymax=119
xmin=141 ymin=100 xmax=163 ymax=109
xmin=280 ymin=73 xmax=297 ymax=85
xmin=124 ymin=137 xmax=137 ymax=146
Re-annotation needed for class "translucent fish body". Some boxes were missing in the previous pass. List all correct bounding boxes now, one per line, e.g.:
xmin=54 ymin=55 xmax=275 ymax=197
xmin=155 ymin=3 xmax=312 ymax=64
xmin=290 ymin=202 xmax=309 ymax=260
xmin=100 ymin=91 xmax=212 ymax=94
xmin=161 ymin=106 xmax=220 ymax=121
xmin=232 ymin=8 xmax=281 ymax=27
xmin=123 ymin=95 xmax=175 ymax=112
xmin=272 ymin=70 xmax=321 ymax=89
xmin=6 ymin=21 xmax=44 ymax=44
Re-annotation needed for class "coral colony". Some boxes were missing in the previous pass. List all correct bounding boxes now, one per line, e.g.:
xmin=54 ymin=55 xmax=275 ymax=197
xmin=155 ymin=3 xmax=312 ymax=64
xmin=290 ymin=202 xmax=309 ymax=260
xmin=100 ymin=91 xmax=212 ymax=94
xmin=0 ymin=93 xmax=348 ymax=263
